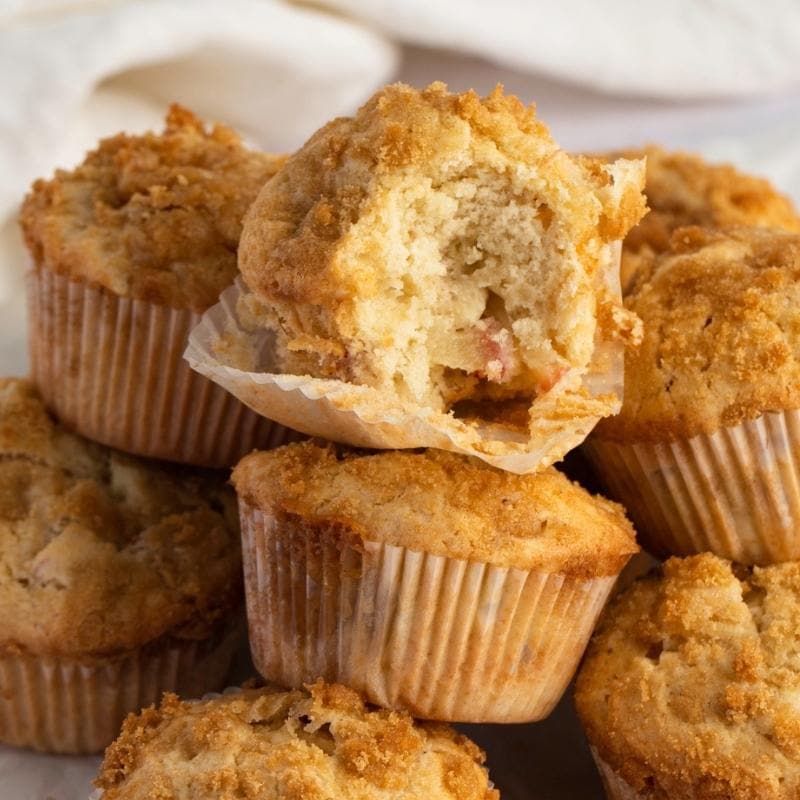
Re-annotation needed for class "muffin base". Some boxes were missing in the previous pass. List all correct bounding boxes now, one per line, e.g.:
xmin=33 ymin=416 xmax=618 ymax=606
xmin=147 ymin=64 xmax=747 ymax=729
xmin=0 ymin=618 xmax=242 ymax=754
xmin=186 ymin=240 xmax=627 ymax=474
xmin=585 ymin=410 xmax=800 ymax=565
xmin=240 ymin=502 xmax=619 ymax=723
xmin=28 ymin=268 xmax=297 ymax=467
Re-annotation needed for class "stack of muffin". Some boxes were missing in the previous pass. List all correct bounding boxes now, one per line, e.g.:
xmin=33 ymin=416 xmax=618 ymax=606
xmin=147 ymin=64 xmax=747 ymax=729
xmin=5 ymin=81 xmax=800 ymax=799
xmin=2 ymin=106 xmax=296 ymax=755
xmin=575 ymin=151 xmax=800 ymax=799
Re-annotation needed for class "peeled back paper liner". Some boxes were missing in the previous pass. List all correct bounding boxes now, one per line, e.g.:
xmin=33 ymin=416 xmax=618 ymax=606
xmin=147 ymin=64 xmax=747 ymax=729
xmin=589 ymin=747 xmax=644 ymax=800
xmin=185 ymin=243 xmax=627 ymax=474
xmin=240 ymin=501 xmax=618 ymax=723
xmin=584 ymin=409 xmax=800 ymax=565
xmin=28 ymin=268 xmax=298 ymax=468
xmin=0 ymin=619 xmax=241 ymax=755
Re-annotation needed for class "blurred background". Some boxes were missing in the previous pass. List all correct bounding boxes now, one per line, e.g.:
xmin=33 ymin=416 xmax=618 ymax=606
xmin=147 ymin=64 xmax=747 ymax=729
xmin=1 ymin=2 xmax=800 ymax=796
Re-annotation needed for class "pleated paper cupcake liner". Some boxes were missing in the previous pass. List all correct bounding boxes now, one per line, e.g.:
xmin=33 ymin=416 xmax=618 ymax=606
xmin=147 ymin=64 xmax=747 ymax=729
xmin=240 ymin=502 xmax=618 ymax=723
xmin=28 ymin=268 xmax=299 ymax=468
xmin=584 ymin=410 xmax=800 ymax=565
xmin=186 ymin=242 xmax=628 ymax=474
xmin=0 ymin=620 xmax=242 ymax=755
xmin=589 ymin=748 xmax=643 ymax=800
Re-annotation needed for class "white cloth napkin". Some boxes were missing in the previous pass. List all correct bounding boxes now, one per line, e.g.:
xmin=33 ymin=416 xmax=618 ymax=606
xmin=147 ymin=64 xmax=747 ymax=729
xmin=319 ymin=0 xmax=800 ymax=98
xmin=0 ymin=0 xmax=397 ymax=221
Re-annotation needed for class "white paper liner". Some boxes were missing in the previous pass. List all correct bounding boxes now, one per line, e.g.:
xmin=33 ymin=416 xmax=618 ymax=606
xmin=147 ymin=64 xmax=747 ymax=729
xmin=584 ymin=410 xmax=800 ymax=565
xmin=0 ymin=622 xmax=241 ymax=755
xmin=186 ymin=243 xmax=627 ymax=474
xmin=589 ymin=748 xmax=643 ymax=800
xmin=240 ymin=502 xmax=618 ymax=723
xmin=28 ymin=268 xmax=299 ymax=467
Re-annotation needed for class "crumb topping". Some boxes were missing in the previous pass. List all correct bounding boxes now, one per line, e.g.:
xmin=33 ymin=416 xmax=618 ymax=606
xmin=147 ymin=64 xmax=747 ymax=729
xmin=610 ymin=146 xmax=800 ymax=292
xmin=96 ymin=681 xmax=499 ymax=799
xmin=20 ymin=105 xmax=285 ymax=311
xmin=232 ymin=441 xmax=637 ymax=578
xmin=595 ymin=226 xmax=800 ymax=442
xmin=0 ymin=378 xmax=241 ymax=656
xmin=238 ymin=81 xmax=644 ymax=417
xmin=576 ymin=554 xmax=800 ymax=800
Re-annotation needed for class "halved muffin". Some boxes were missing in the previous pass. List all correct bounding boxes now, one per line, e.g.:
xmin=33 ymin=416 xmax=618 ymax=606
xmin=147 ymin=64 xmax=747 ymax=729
xmin=239 ymin=82 xmax=645 ymax=411
xmin=191 ymin=82 xmax=646 ymax=472
xmin=0 ymin=378 xmax=243 ymax=753
xmin=231 ymin=441 xmax=638 ymax=723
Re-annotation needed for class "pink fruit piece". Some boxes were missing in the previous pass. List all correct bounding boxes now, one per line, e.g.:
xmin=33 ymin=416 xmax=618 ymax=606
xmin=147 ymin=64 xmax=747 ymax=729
xmin=474 ymin=317 xmax=518 ymax=383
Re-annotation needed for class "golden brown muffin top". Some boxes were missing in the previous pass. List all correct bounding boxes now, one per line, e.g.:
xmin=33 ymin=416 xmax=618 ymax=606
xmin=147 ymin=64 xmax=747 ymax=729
xmin=232 ymin=441 xmax=638 ymax=578
xmin=0 ymin=378 xmax=241 ymax=658
xmin=614 ymin=146 xmax=800 ymax=292
xmin=595 ymin=226 xmax=800 ymax=442
xmin=575 ymin=554 xmax=800 ymax=800
xmin=20 ymin=105 xmax=285 ymax=311
xmin=96 ymin=681 xmax=499 ymax=800
xmin=623 ymin=145 xmax=800 ymax=252
xmin=241 ymin=82 xmax=644 ymax=306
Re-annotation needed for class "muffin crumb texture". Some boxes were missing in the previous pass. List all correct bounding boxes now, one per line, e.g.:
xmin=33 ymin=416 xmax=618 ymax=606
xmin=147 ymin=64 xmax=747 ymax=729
xmin=0 ymin=378 xmax=241 ymax=657
xmin=96 ymin=681 xmax=498 ymax=799
xmin=596 ymin=226 xmax=800 ymax=442
xmin=239 ymin=81 xmax=645 ymax=417
xmin=20 ymin=105 xmax=285 ymax=311
xmin=576 ymin=553 xmax=800 ymax=800
xmin=232 ymin=441 xmax=637 ymax=577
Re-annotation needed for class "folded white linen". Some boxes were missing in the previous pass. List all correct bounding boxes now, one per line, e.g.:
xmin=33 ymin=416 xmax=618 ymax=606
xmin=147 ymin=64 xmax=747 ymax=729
xmin=319 ymin=0 xmax=800 ymax=99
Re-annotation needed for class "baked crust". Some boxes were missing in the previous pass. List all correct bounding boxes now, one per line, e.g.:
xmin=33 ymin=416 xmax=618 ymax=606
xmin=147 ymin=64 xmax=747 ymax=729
xmin=20 ymin=105 xmax=285 ymax=312
xmin=611 ymin=146 xmax=800 ymax=292
xmin=575 ymin=554 xmax=800 ymax=800
xmin=232 ymin=441 xmax=638 ymax=578
xmin=595 ymin=226 xmax=800 ymax=442
xmin=0 ymin=378 xmax=241 ymax=657
xmin=95 ymin=681 xmax=499 ymax=799
xmin=238 ymin=81 xmax=644 ymax=413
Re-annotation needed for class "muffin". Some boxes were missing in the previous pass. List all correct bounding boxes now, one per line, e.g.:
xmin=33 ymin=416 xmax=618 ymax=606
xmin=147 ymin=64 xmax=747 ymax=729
xmin=0 ymin=378 xmax=243 ymax=754
xmin=94 ymin=681 xmax=498 ymax=799
xmin=584 ymin=225 xmax=800 ymax=565
xmin=575 ymin=554 xmax=800 ymax=800
xmin=21 ymin=105 xmax=291 ymax=467
xmin=189 ymin=82 xmax=646 ymax=473
xmin=231 ymin=441 xmax=639 ymax=723
xmin=611 ymin=146 xmax=800 ymax=292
